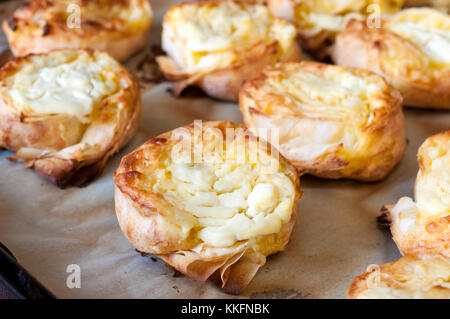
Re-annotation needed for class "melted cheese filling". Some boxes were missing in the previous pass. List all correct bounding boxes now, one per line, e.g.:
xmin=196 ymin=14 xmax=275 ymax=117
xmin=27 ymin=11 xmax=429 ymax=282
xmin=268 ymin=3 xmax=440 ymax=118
xmin=246 ymin=66 xmax=389 ymax=160
xmin=391 ymin=197 xmax=418 ymax=234
xmin=7 ymin=52 xmax=120 ymax=119
xmin=162 ymin=2 xmax=296 ymax=73
xmin=388 ymin=9 xmax=450 ymax=65
xmin=24 ymin=0 xmax=152 ymax=32
xmin=416 ymin=138 xmax=450 ymax=220
xmin=357 ymin=257 xmax=450 ymax=299
xmin=263 ymin=67 xmax=384 ymax=124
xmin=304 ymin=12 xmax=364 ymax=31
xmin=294 ymin=0 xmax=401 ymax=32
xmin=152 ymin=159 xmax=296 ymax=248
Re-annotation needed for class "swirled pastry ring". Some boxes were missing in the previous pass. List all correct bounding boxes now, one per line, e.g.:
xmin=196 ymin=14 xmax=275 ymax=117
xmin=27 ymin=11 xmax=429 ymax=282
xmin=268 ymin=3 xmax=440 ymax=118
xmin=114 ymin=121 xmax=302 ymax=294
xmin=0 ymin=49 xmax=142 ymax=187
xmin=2 ymin=0 xmax=152 ymax=62
xmin=239 ymin=61 xmax=407 ymax=181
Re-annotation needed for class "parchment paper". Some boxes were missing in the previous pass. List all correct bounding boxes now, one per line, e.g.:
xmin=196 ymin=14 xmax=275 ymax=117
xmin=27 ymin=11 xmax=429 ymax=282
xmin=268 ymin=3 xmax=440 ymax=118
xmin=0 ymin=0 xmax=449 ymax=299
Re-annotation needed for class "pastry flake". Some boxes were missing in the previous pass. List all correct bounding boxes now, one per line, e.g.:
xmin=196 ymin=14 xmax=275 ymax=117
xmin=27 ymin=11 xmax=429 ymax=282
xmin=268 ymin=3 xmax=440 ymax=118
xmin=239 ymin=61 xmax=407 ymax=181
xmin=156 ymin=0 xmax=301 ymax=101
xmin=332 ymin=8 xmax=450 ymax=109
xmin=114 ymin=121 xmax=302 ymax=294
xmin=382 ymin=130 xmax=449 ymax=257
xmin=0 ymin=49 xmax=142 ymax=187
xmin=2 ymin=0 xmax=152 ymax=62
xmin=268 ymin=0 xmax=403 ymax=59
xmin=347 ymin=255 xmax=450 ymax=299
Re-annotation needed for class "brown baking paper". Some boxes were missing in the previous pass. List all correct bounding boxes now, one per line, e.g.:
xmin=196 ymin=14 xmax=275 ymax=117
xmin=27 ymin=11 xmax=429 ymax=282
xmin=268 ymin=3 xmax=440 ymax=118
xmin=0 ymin=0 xmax=449 ymax=298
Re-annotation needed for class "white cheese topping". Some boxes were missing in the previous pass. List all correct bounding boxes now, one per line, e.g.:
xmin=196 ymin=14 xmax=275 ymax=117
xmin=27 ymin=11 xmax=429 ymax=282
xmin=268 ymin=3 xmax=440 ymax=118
xmin=264 ymin=67 xmax=384 ymax=123
xmin=152 ymin=161 xmax=296 ymax=248
xmin=306 ymin=12 xmax=364 ymax=32
xmin=416 ymin=137 xmax=450 ymax=219
xmin=162 ymin=2 xmax=296 ymax=74
xmin=388 ymin=8 xmax=450 ymax=65
xmin=7 ymin=52 xmax=119 ymax=118
xmin=391 ymin=197 xmax=418 ymax=234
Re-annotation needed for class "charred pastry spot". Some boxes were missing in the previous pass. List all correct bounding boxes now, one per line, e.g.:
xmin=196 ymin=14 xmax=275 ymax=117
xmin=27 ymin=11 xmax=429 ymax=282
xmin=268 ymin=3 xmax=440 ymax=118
xmin=8 ymin=16 xmax=18 ymax=31
xmin=373 ymin=40 xmax=383 ymax=50
xmin=82 ymin=20 xmax=101 ymax=28
xmin=42 ymin=23 xmax=51 ymax=36
xmin=172 ymin=269 xmax=184 ymax=278
xmin=377 ymin=205 xmax=392 ymax=227
xmin=135 ymin=249 xmax=149 ymax=257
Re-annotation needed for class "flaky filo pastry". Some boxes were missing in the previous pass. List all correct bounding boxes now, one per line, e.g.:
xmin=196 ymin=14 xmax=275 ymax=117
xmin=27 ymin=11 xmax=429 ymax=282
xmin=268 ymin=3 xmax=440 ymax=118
xmin=332 ymin=8 xmax=450 ymax=109
xmin=156 ymin=1 xmax=301 ymax=101
xmin=267 ymin=0 xmax=404 ymax=59
xmin=380 ymin=131 xmax=450 ymax=258
xmin=347 ymin=255 xmax=450 ymax=299
xmin=2 ymin=0 xmax=152 ymax=62
xmin=239 ymin=61 xmax=407 ymax=181
xmin=348 ymin=131 xmax=450 ymax=299
xmin=114 ymin=121 xmax=302 ymax=294
xmin=0 ymin=50 xmax=142 ymax=187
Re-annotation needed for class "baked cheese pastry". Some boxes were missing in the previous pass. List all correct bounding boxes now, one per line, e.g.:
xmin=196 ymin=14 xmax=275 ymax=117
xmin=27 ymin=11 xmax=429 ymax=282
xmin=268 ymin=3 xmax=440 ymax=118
xmin=381 ymin=131 xmax=449 ymax=258
xmin=156 ymin=1 xmax=301 ymax=101
xmin=332 ymin=8 xmax=450 ymax=109
xmin=114 ymin=121 xmax=301 ymax=294
xmin=268 ymin=0 xmax=403 ymax=59
xmin=239 ymin=61 xmax=407 ymax=181
xmin=404 ymin=0 xmax=449 ymax=13
xmin=2 ymin=0 xmax=152 ymax=62
xmin=0 ymin=50 xmax=141 ymax=187
xmin=347 ymin=255 xmax=450 ymax=298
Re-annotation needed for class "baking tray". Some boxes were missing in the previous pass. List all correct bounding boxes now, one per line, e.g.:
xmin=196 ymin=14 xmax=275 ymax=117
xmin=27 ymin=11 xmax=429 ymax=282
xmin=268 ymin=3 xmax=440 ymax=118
xmin=0 ymin=242 xmax=55 ymax=299
xmin=0 ymin=0 xmax=449 ymax=299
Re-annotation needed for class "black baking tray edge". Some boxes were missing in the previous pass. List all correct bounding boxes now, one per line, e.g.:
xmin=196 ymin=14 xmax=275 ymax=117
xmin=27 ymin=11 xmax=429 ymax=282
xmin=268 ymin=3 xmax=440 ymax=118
xmin=0 ymin=242 xmax=55 ymax=299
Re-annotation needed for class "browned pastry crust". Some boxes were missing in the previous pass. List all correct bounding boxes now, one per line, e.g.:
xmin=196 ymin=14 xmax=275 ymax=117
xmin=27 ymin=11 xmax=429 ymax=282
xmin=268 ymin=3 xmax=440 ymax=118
xmin=267 ymin=0 xmax=404 ymax=60
xmin=239 ymin=61 xmax=407 ymax=181
xmin=156 ymin=1 xmax=301 ymax=102
xmin=381 ymin=130 xmax=450 ymax=258
xmin=332 ymin=18 xmax=450 ymax=109
xmin=347 ymin=255 xmax=450 ymax=298
xmin=404 ymin=0 xmax=450 ymax=12
xmin=114 ymin=121 xmax=302 ymax=294
xmin=2 ymin=0 xmax=152 ymax=62
xmin=157 ymin=42 xmax=301 ymax=102
xmin=0 ymin=50 xmax=142 ymax=187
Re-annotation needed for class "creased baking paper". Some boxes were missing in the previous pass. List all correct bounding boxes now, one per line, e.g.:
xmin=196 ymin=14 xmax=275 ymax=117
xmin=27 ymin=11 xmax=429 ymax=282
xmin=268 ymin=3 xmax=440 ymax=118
xmin=0 ymin=0 xmax=449 ymax=298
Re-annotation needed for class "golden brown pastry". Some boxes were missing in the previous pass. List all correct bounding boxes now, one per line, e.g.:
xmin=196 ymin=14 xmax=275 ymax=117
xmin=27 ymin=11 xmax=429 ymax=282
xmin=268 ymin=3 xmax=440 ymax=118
xmin=114 ymin=121 xmax=302 ymax=294
xmin=404 ymin=0 xmax=449 ymax=13
xmin=239 ymin=61 xmax=406 ymax=181
xmin=267 ymin=0 xmax=403 ymax=59
xmin=156 ymin=0 xmax=301 ymax=101
xmin=2 ymin=0 xmax=152 ymax=62
xmin=381 ymin=131 xmax=449 ymax=258
xmin=332 ymin=8 xmax=450 ymax=109
xmin=347 ymin=255 xmax=450 ymax=299
xmin=0 ymin=49 xmax=141 ymax=187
